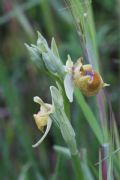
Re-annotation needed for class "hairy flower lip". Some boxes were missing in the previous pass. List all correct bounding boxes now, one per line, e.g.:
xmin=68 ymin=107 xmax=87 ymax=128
xmin=83 ymin=71 xmax=94 ymax=77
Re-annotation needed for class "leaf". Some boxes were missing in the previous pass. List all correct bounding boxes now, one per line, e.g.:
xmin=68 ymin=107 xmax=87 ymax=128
xmin=64 ymin=74 xmax=74 ymax=102
xmin=74 ymin=88 xmax=103 ymax=144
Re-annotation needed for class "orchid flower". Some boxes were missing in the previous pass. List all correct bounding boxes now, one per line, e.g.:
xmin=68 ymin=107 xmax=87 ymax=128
xmin=32 ymin=96 xmax=54 ymax=148
xmin=64 ymin=56 xmax=110 ymax=102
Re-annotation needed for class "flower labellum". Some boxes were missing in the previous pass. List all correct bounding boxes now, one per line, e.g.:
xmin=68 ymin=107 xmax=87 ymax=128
xmin=73 ymin=59 xmax=109 ymax=96
xmin=32 ymin=96 xmax=53 ymax=148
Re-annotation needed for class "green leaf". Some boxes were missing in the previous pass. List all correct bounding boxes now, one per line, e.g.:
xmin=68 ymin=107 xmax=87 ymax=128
xmin=74 ymin=88 xmax=103 ymax=144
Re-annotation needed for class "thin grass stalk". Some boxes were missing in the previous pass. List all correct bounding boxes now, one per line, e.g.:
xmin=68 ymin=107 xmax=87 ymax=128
xmin=96 ymin=90 xmax=109 ymax=142
xmin=100 ymin=144 xmax=109 ymax=180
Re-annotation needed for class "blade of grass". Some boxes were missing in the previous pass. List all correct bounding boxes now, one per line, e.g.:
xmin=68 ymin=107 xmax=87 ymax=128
xmin=74 ymin=88 xmax=103 ymax=144
xmin=100 ymin=144 xmax=109 ymax=180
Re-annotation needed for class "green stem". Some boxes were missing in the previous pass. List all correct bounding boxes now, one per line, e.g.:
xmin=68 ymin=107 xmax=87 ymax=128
xmin=51 ymin=87 xmax=84 ymax=179
xmin=71 ymin=152 xmax=84 ymax=180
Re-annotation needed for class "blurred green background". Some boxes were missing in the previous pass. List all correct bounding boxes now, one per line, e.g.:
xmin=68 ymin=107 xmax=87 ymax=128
xmin=0 ymin=0 xmax=119 ymax=179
